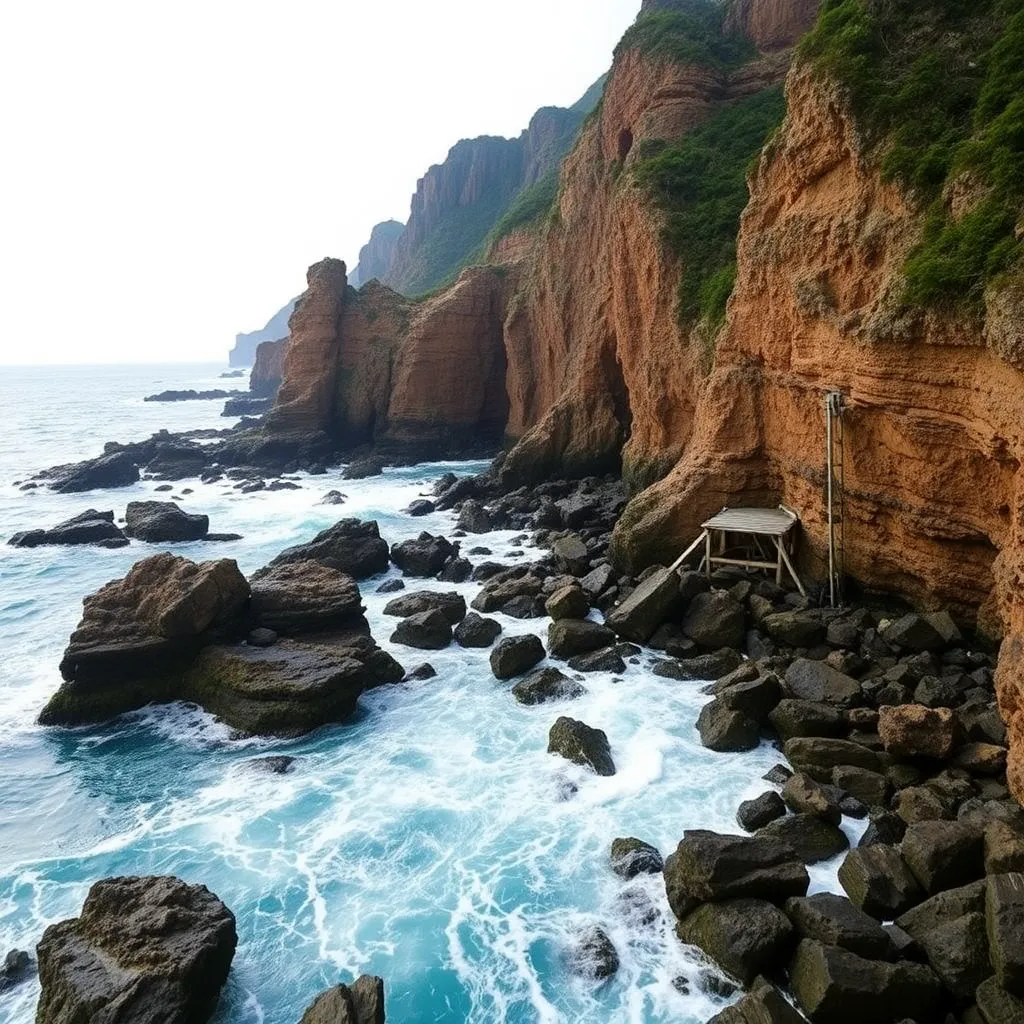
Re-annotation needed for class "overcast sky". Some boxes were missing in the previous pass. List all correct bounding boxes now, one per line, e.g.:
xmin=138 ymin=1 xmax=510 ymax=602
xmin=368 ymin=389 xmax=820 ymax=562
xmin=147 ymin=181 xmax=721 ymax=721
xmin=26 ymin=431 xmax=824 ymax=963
xmin=0 ymin=0 xmax=639 ymax=365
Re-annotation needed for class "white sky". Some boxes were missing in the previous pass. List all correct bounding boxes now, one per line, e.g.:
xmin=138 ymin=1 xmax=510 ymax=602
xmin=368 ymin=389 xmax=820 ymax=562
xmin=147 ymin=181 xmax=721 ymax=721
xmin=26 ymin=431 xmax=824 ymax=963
xmin=0 ymin=0 xmax=639 ymax=365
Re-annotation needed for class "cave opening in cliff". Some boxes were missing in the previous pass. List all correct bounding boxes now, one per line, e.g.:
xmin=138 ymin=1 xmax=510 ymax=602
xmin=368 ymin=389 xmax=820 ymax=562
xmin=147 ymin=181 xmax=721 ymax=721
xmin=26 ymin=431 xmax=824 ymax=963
xmin=618 ymin=128 xmax=634 ymax=161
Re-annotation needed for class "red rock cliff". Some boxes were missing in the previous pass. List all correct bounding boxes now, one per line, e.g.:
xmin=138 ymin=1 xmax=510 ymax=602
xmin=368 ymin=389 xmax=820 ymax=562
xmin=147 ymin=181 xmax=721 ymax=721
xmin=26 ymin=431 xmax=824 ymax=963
xmin=249 ymin=339 xmax=287 ymax=397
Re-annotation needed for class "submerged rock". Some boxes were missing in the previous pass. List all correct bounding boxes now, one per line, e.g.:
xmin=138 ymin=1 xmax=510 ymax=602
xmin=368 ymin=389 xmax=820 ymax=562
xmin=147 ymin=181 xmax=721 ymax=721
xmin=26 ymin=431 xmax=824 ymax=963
xmin=511 ymin=667 xmax=584 ymax=705
xmin=266 ymin=519 xmax=390 ymax=580
xmin=36 ymin=875 xmax=236 ymax=1024
xmin=567 ymin=926 xmax=619 ymax=981
xmin=8 ymin=509 xmax=128 ymax=549
xmin=610 ymin=838 xmax=664 ymax=879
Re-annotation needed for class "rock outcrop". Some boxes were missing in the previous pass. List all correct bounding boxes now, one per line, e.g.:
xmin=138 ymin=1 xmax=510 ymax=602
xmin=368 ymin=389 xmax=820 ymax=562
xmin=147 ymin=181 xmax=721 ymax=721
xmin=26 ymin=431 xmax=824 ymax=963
xmin=36 ymin=876 xmax=236 ymax=1024
xmin=349 ymin=219 xmax=404 ymax=288
xmin=249 ymin=337 xmax=287 ymax=397
xmin=8 ymin=510 xmax=128 ymax=549
xmin=229 ymin=296 xmax=296 ymax=367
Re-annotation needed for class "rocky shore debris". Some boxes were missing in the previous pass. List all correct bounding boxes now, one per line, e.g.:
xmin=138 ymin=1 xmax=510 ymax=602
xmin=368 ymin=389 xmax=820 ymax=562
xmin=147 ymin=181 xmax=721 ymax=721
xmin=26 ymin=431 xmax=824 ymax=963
xmin=300 ymin=975 xmax=386 ymax=1023
xmin=124 ymin=500 xmax=209 ymax=542
xmin=8 ymin=509 xmax=129 ymax=548
xmin=144 ymin=389 xmax=240 ymax=402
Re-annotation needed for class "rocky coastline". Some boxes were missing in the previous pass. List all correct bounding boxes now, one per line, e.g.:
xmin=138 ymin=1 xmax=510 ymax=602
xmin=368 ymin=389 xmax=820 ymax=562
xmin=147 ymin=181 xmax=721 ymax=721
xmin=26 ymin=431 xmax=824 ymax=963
xmin=12 ymin=460 xmax=1022 ymax=1022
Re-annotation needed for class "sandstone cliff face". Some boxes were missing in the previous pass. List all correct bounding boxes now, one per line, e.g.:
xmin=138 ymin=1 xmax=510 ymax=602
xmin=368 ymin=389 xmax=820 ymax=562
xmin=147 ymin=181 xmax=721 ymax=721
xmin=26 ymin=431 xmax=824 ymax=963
xmin=249 ymin=338 xmax=287 ymax=397
xmin=349 ymin=220 xmax=405 ymax=288
xmin=723 ymin=0 xmax=821 ymax=51
xmin=499 ymin=36 xmax=800 ymax=489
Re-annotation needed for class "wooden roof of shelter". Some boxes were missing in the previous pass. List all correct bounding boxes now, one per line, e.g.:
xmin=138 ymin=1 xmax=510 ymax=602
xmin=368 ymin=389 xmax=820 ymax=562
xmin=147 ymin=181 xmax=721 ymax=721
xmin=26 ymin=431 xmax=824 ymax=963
xmin=701 ymin=506 xmax=798 ymax=536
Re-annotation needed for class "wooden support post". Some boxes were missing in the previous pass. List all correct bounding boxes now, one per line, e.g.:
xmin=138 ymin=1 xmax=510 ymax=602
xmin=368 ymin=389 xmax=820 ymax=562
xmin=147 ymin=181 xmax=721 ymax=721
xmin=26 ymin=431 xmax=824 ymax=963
xmin=705 ymin=530 xmax=713 ymax=580
xmin=669 ymin=531 xmax=709 ymax=573
xmin=775 ymin=538 xmax=807 ymax=597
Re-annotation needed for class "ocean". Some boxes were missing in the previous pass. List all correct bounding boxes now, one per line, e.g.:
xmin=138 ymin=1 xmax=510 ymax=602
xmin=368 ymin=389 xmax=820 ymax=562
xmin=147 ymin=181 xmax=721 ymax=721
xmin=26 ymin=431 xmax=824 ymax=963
xmin=0 ymin=364 xmax=856 ymax=1023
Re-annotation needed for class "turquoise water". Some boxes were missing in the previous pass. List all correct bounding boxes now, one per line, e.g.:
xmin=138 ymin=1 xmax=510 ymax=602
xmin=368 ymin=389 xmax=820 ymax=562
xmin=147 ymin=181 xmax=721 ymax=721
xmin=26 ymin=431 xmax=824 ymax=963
xmin=0 ymin=365 xmax=854 ymax=1023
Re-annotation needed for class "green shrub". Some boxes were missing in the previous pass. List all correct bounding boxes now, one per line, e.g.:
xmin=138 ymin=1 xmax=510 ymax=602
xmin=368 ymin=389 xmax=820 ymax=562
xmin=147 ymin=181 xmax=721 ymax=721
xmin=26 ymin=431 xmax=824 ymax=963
xmin=615 ymin=5 xmax=755 ymax=69
xmin=800 ymin=0 xmax=1024 ymax=310
xmin=489 ymin=171 xmax=560 ymax=243
xmin=633 ymin=86 xmax=787 ymax=329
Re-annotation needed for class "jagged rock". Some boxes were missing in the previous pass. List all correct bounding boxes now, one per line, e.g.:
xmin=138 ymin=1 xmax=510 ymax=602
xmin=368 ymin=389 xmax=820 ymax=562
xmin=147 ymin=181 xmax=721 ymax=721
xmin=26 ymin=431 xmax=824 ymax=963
xmin=511 ymin=667 xmax=584 ymax=705
xmin=568 ymin=926 xmax=619 ymax=981
xmin=831 ymin=765 xmax=889 ymax=808
xmin=389 ymin=609 xmax=452 ymax=650
xmin=682 ymin=591 xmax=746 ymax=650
xmin=895 ymin=785 xmax=953 ymax=824
xmin=547 ymin=717 xmax=615 ymax=775
xmin=453 ymin=612 xmax=502 ymax=648
xmin=783 ymin=738 xmax=880 ymax=783
xmin=882 ymin=612 xmax=960 ymax=652
xmin=36 ymin=876 xmax=236 ymax=1024
xmin=42 ymin=555 xmax=250 ymax=726
xmin=676 ymin=899 xmax=794 ymax=986
xmin=580 ymin=563 xmax=614 ymax=598
xmin=917 ymin=910 xmax=990 ymax=1000
xmin=662 ymin=831 xmax=809 ymax=917
xmin=785 ymin=893 xmax=893 ymax=960
xmin=652 ymin=648 xmax=743 ymax=681
xmin=124 ymin=501 xmax=209 ymax=543
xmin=896 ymin=879 xmax=987 ymax=940
xmin=785 ymin=660 xmax=862 ymax=708
xmin=758 ymin=814 xmax=849 ymax=865
xmin=610 ymin=838 xmax=664 ymax=879
xmin=383 ymin=590 xmax=466 ymax=625
xmin=500 ymin=594 xmax=545 ymax=618
xmin=737 ymin=792 xmax=787 ymax=832
xmin=987 ymin=873 xmax=1024 ymax=996
xmin=376 ymin=578 xmax=405 ymax=594
xmin=390 ymin=533 xmax=455 ymax=577
xmin=568 ymin=646 xmax=628 ymax=673
xmin=456 ymin=500 xmax=492 ymax=533
xmin=299 ymin=974 xmax=385 ymax=1024
xmin=697 ymin=699 xmax=760 ymax=752
xmin=46 ymin=449 xmax=140 ymax=493
xmin=902 ymin=820 xmax=984 ymax=893
xmin=545 ymin=585 xmax=590 ymax=621
xmin=706 ymin=977 xmax=809 ymax=1024
xmin=552 ymin=534 xmax=590 ymax=575
xmin=471 ymin=570 xmax=544 ymax=612
xmin=783 ymin=772 xmax=843 ymax=826
xmin=986 ymin=821 xmax=1024 ymax=875
xmin=605 ymin=566 xmax=681 ymax=643
xmin=8 ymin=509 xmax=128 ymax=549
xmin=267 ymin=519 xmax=390 ymax=579
xmin=878 ymin=704 xmax=958 ymax=759
xmin=547 ymin=619 xmax=615 ymax=659
xmin=406 ymin=499 xmax=435 ymax=517
xmin=342 ymin=456 xmax=384 ymax=480
xmin=490 ymin=634 xmax=545 ymax=679
xmin=789 ymin=939 xmax=942 ymax=1023
xmin=838 ymin=845 xmax=924 ymax=919
xmin=769 ymin=700 xmax=845 ymax=741
xmin=437 ymin=556 xmax=473 ymax=583
xmin=977 ymin=975 xmax=1024 ymax=1023
xmin=762 ymin=610 xmax=826 ymax=647
xmin=249 ymin=561 xmax=363 ymax=634
xmin=320 ymin=490 xmax=347 ymax=506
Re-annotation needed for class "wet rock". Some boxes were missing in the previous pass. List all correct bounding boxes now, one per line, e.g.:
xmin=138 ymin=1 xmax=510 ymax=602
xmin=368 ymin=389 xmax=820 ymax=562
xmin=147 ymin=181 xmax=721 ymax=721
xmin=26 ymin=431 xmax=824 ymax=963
xmin=605 ymin=566 xmax=681 ymax=643
xmin=490 ymin=634 xmax=545 ymax=679
xmin=662 ymin=831 xmax=809 ymax=915
xmin=8 ymin=509 xmax=128 ymax=549
xmin=500 ymin=594 xmax=545 ymax=619
xmin=880 ymin=704 xmax=958 ymax=761
xmin=789 ymin=939 xmax=942 ymax=1023
xmin=697 ymin=700 xmax=760 ymax=752
xmin=838 ymin=845 xmax=924 ymax=919
xmin=245 ymin=756 xmax=296 ymax=775
xmin=471 ymin=570 xmax=544 ymax=612
xmin=390 ymin=609 xmax=452 ymax=651
xmin=568 ymin=646 xmax=627 ymax=673
xmin=737 ymin=792 xmax=787 ymax=832
xmin=390 ymin=533 xmax=456 ymax=578
xmin=762 ymin=610 xmax=826 ymax=648
xmin=706 ymin=977 xmax=808 ymax=1024
xmin=267 ymin=519 xmax=390 ymax=579
xmin=383 ymin=590 xmax=466 ymax=625
xmin=124 ymin=500 xmax=209 ymax=543
xmin=545 ymin=585 xmax=590 ymax=621
xmin=568 ymin=926 xmax=619 ymax=981
xmin=894 ymin=785 xmax=953 ymax=824
xmin=769 ymin=699 xmax=845 ymax=741
xmin=547 ymin=619 xmax=615 ymax=660
xmin=785 ymin=659 xmax=862 ymax=708
xmin=652 ymin=648 xmax=743 ymax=681
xmin=783 ymin=772 xmax=843 ymax=826
xmin=896 ymin=880 xmax=987 ymax=940
xmin=319 ymin=490 xmax=347 ymax=506
xmin=757 ymin=814 xmax=849 ymax=865
xmin=718 ymin=674 xmax=782 ymax=723
xmin=0 ymin=949 xmax=33 ymax=994
xmin=376 ymin=578 xmax=405 ymax=594
xmin=406 ymin=499 xmax=435 ymax=517
xmin=552 ymin=534 xmax=590 ymax=575
xmin=456 ymin=500 xmax=492 ymax=534
xmin=784 ymin=737 xmax=880 ymax=781
xmin=299 ymin=974 xmax=385 ymax=1024
xmin=437 ymin=557 xmax=473 ymax=583
xmin=36 ymin=875 xmax=236 ymax=1024
xmin=785 ymin=893 xmax=892 ymax=959
xmin=682 ymin=591 xmax=746 ymax=650
xmin=547 ymin=717 xmax=615 ymax=775
xmin=342 ymin=457 xmax=384 ymax=480
xmin=453 ymin=612 xmax=502 ymax=649
xmin=610 ymin=838 xmax=664 ymax=879
xmin=511 ymin=667 xmax=584 ymax=705
xmin=986 ymin=873 xmax=1024 ymax=995
xmin=46 ymin=449 xmax=140 ymax=493
xmin=676 ymin=899 xmax=794 ymax=986
xmin=901 ymin=820 xmax=983 ymax=894
xmin=764 ymin=764 xmax=794 ymax=786
xmin=250 ymin=561 xmax=363 ymax=634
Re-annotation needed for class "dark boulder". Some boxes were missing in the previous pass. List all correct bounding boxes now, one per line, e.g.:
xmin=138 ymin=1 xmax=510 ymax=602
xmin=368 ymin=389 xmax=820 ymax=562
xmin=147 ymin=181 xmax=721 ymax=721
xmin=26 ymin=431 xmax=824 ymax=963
xmin=0 ymin=949 xmax=33 ymax=994
xmin=267 ymin=519 xmax=390 ymax=579
xmin=784 ymin=659 xmax=862 ymax=708
xmin=896 ymin=879 xmax=987 ymax=941
xmin=916 ymin=910 xmax=990 ymax=1001
xmin=456 ymin=500 xmax=492 ymax=534
xmin=567 ymin=647 xmax=627 ymax=673
xmin=437 ymin=557 xmax=473 ymax=583
xmin=986 ymin=872 xmax=1024 ymax=996
xmin=453 ymin=612 xmax=502 ymax=649
xmin=490 ymin=635 xmax=545 ymax=679
xmin=757 ymin=814 xmax=849 ymax=865
xmin=682 ymin=591 xmax=746 ymax=650
xmin=342 ymin=457 xmax=384 ymax=480
xmin=46 ymin=450 xmax=140 ymax=493
xmin=610 ymin=838 xmax=664 ymax=879
xmin=882 ymin=612 xmax=960 ymax=652
xmin=737 ymin=792 xmax=787 ymax=832
xmin=250 ymin=560 xmax=363 ymax=634
xmin=784 ymin=893 xmax=893 ymax=959
xmin=8 ymin=509 xmax=128 ymax=549
xmin=124 ymin=501 xmax=209 ymax=543
xmin=552 ymin=534 xmax=590 ymax=575
xmin=652 ymin=648 xmax=743 ymax=681
xmin=389 ymin=609 xmax=452 ymax=651
xmin=383 ymin=590 xmax=466 ymax=625
xmin=697 ymin=700 xmax=760 ymax=752
xmin=783 ymin=737 xmax=880 ymax=781
xmin=976 ymin=976 xmax=1024 ymax=1024
xmin=547 ymin=619 xmax=615 ymax=660
xmin=838 ymin=845 xmax=924 ymax=919
xmin=406 ymin=499 xmax=435 ymax=517
xmin=36 ymin=876 xmax=236 ymax=1024
xmin=405 ymin=663 xmax=437 ymax=681
xmin=769 ymin=700 xmax=845 ymax=741
xmin=605 ymin=566 xmax=681 ymax=643
xmin=545 ymin=585 xmax=590 ymax=622
xmin=547 ymin=717 xmax=615 ymax=775
xmin=762 ymin=610 xmax=826 ymax=648
xmin=783 ymin=773 xmax=843 ymax=826
xmin=567 ymin=926 xmax=619 ymax=981
xmin=706 ymin=977 xmax=809 ymax=1024
xmin=511 ymin=667 xmax=584 ymax=705
xmin=901 ymin=820 xmax=984 ymax=894
xmin=390 ymin=533 xmax=456 ymax=577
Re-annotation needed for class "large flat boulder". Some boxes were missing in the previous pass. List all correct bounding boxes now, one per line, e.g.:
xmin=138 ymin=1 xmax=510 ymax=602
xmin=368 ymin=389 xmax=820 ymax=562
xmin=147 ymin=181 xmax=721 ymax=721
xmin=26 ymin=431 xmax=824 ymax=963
xmin=682 ymin=591 xmax=746 ymax=650
xmin=36 ymin=876 xmax=236 ymax=1024
xmin=878 ymin=704 xmax=958 ymax=759
xmin=605 ymin=566 xmax=681 ymax=643
xmin=45 ymin=449 xmax=140 ymax=493
xmin=124 ymin=501 xmax=209 ymax=543
xmin=250 ymin=560 xmax=363 ymax=634
xmin=267 ymin=519 xmax=390 ymax=579
xmin=383 ymin=590 xmax=466 ymax=625
xmin=784 ymin=660 xmax=862 ymax=708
